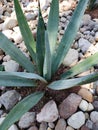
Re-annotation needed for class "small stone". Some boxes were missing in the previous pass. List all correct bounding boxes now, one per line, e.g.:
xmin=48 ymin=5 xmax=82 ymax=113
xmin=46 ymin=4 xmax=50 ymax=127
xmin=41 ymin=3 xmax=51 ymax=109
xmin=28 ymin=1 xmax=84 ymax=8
xmin=66 ymin=126 xmax=74 ymax=130
xmin=85 ymin=113 xmax=89 ymax=120
xmin=0 ymin=90 xmax=21 ymax=110
xmin=87 ymin=103 xmax=94 ymax=111
xmin=55 ymin=118 xmax=66 ymax=130
xmin=60 ymin=17 xmax=66 ymax=23
xmin=28 ymin=126 xmax=38 ymax=130
xmin=47 ymin=127 xmax=52 ymax=130
xmin=39 ymin=122 xmax=47 ymax=130
xmin=93 ymin=101 xmax=98 ymax=111
xmin=86 ymin=120 xmax=93 ymax=129
xmin=3 ymin=55 xmax=11 ymax=62
xmin=37 ymin=100 xmax=59 ymax=122
xmin=81 ymin=125 xmax=90 ymax=130
xmin=92 ymin=122 xmax=98 ymax=130
xmin=90 ymin=111 xmax=98 ymax=123
xmin=63 ymin=49 xmax=78 ymax=66
xmin=78 ymin=88 xmax=93 ymax=102
xmin=67 ymin=111 xmax=85 ymax=129
xmin=59 ymin=93 xmax=82 ymax=119
xmin=26 ymin=13 xmax=36 ymax=21
xmin=12 ymin=32 xmax=23 ymax=43
xmin=18 ymin=112 xmax=35 ymax=129
xmin=8 ymin=124 xmax=19 ymax=130
xmin=3 ymin=60 xmax=19 ymax=72
xmin=48 ymin=122 xmax=55 ymax=129
xmin=82 ymin=14 xmax=91 ymax=25
xmin=95 ymin=32 xmax=98 ymax=41
xmin=78 ymin=38 xmax=91 ymax=53
xmin=79 ymin=100 xmax=89 ymax=111
xmin=2 ymin=18 xmax=18 ymax=30
xmin=2 ymin=29 xmax=13 ymax=39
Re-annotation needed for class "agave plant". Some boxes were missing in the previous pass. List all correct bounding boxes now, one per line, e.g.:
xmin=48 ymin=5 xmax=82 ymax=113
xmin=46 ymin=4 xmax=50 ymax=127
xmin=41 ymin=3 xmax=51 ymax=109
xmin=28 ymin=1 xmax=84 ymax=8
xmin=88 ymin=0 xmax=98 ymax=10
xmin=0 ymin=0 xmax=98 ymax=129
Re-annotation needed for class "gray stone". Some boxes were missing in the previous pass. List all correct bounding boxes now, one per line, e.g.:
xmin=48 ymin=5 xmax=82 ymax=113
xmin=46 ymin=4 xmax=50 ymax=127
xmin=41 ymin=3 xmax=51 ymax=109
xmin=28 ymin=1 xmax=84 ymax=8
xmin=78 ymin=38 xmax=91 ymax=53
xmin=8 ymin=124 xmax=19 ymax=130
xmin=39 ymin=122 xmax=47 ymax=130
xmin=3 ymin=55 xmax=11 ymax=62
xmin=90 ymin=111 xmax=98 ymax=123
xmin=82 ymin=14 xmax=91 ymax=25
xmin=67 ymin=111 xmax=85 ymax=129
xmin=63 ymin=49 xmax=78 ymax=66
xmin=92 ymin=122 xmax=98 ymax=130
xmin=95 ymin=32 xmax=98 ymax=41
xmin=3 ymin=60 xmax=19 ymax=72
xmin=18 ymin=112 xmax=35 ymax=129
xmin=37 ymin=100 xmax=59 ymax=122
xmin=93 ymin=101 xmax=98 ymax=111
xmin=55 ymin=118 xmax=66 ymax=130
xmin=48 ymin=122 xmax=55 ymax=129
xmin=66 ymin=126 xmax=74 ymax=130
xmin=59 ymin=93 xmax=82 ymax=119
xmin=0 ymin=90 xmax=21 ymax=110
xmin=86 ymin=120 xmax=93 ymax=129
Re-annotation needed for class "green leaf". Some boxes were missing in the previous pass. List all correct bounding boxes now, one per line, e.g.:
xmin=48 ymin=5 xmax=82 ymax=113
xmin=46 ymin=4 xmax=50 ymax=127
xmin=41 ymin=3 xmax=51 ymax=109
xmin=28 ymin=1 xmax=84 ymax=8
xmin=47 ymin=0 xmax=59 ymax=58
xmin=48 ymin=72 xmax=98 ymax=90
xmin=61 ymin=52 xmax=98 ymax=79
xmin=43 ymin=31 xmax=51 ymax=80
xmin=0 ymin=92 xmax=44 ymax=130
xmin=0 ymin=65 xmax=4 ymax=71
xmin=0 ymin=32 xmax=35 ymax=72
xmin=14 ymin=0 xmax=36 ymax=62
xmin=36 ymin=4 xmax=45 ymax=75
xmin=52 ymin=0 xmax=89 ymax=74
xmin=0 ymin=71 xmax=47 ymax=83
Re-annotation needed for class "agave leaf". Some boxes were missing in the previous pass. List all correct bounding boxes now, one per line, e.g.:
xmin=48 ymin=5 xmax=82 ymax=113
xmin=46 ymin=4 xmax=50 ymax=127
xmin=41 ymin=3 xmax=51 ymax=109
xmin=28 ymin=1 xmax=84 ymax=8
xmin=0 ymin=65 xmax=4 ymax=71
xmin=0 ymin=75 xmax=36 ymax=87
xmin=47 ymin=0 xmax=59 ymax=58
xmin=43 ymin=31 xmax=51 ymax=80
xmin=61 ymin=52 xmax=98 ymax=79
xmin=14 ymin=0 xmax=36 ymax=62
xmin=48 ymin=72 xmax=98 ymax=90
xmin=0 ymin=32 xmax=35 ymax=72
xmin=36 ymin=2 xmax=45 ymax=75
xmin=0 ymin=92 xmax=44 ymax=130
xmin=52 ymin=0 xmax=89 ymax=74
xmin=0 ymin=71 xmax=47 ymax=83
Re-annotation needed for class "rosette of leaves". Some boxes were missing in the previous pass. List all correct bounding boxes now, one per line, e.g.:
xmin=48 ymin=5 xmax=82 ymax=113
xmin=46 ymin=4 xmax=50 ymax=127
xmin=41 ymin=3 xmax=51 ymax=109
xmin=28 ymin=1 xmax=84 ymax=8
xmin=0 ymin=0 xmax=98 ymax=129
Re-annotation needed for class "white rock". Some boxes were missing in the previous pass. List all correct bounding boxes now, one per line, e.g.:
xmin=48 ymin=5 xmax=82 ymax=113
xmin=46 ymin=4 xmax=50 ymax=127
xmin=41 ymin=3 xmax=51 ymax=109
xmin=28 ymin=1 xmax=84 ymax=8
xmin=79 ymin=100 xmax=89 ymax=111
xmin=95 ymin=32 xmax=98 ymax=41
xmin=3 ymin=55 xmax=11 ymax=62
xmin=8 ymin=124 xmax=19 ymax=130
xmin=37 ymin=100 xmax=59 ymax=122
xmin=2 ymin=18 xmax=18 ymax=30
xmin=78 ymin=38 xmax=91 ymax=53
xmin=63 ymin=49 xmax=78 ymax=66
xmin=90 ymin=111 xmax=98 ymax=123
xmin=87 ymin=103 xmax=94 ymax=111
xmin=3 ymin=60 xmax=19 ymax=72
xmin=12 ymin=32 xmax=23 ymax=43
xmin=26 ymin=13 xmax=36 ymax=21
xmin=82 ymin=14 xmax=91 ymax=25
xmin=67 ymin=111 xmax=85 ymax=129
xmin=2 ymin=30 xmax=13 ymax=39
xmin=66 ymin=126 xmax=74 ymax=130
xmin=18 ymin=112 xmax=35 ymax=129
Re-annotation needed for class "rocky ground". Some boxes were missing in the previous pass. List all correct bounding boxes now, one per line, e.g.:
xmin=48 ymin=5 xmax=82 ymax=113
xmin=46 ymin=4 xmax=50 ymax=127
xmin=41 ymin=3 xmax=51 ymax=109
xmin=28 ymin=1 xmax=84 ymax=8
xmin=0 ymin=0 xmax=98 ymax=130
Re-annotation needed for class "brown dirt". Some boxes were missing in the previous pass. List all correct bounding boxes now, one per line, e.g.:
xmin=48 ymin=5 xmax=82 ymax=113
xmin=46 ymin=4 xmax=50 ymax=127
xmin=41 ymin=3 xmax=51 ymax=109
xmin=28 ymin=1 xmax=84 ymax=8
xmin=86 ymin=8 xmax=98 ymax=19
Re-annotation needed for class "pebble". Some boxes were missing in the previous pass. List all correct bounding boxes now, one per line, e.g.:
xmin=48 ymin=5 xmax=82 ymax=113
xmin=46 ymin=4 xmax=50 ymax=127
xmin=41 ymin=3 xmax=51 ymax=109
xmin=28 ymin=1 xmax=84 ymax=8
xmin=90 ymin=111 xmax=98 ymax=123
xmin=37 ymin=100 xmax=59 ymax=122
xmin=66 ymin=126 xmax=74 ymax=130
xmin=48 ymin=122 xmax=55 ymax=129
xmin=87 ymin=103 xmax=94 ymax=111
xmin=3 ymin=55 xmax=11 ymax=62
xmin=39 ymin=122 xmax=47 ymax=130
xmin=18 ymin=112 xmax=35 ymax=129
xmin=78 ymin=38 xmax=91 ymax=53
xmin=3 ymin=60 xmax=19 ymax=72
xmin=8 ymin=124 xmax=19 ymax=130
xmin=55 ymin=118 xmax=66 ymax=130
xmin=82 ymin=14 xmax=91 ymax=25
xmin=2 ymin=18 xmax=18 ymax=30
xmin=86 ymin=120 xmax=93 ymax=129
xmin=63 ymin=49 xmax=78 ymax=66
xmin=59 ymin=93 xmax=82 ymax=119
xmin=67 ymin=111 xmax=85 ymax=129
xmin=78 ymin=88 xmax=93 ymax=102
xmin=95 ymin=32 xmax=98 ymax=41
xmin=92 ymin=122 xmax=98 ymax=130
xmin=81 ymin=125 xmax=90 ymax=130
xmin=0 ymin=90 xmax=21 ymax=110
xmin=79 ymin=100 xmax=89 ymax=111
xmin=28 ymin=126 xmax=38 ymax=130
xmin=93 ymin=101 xmax=98 ymax=111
